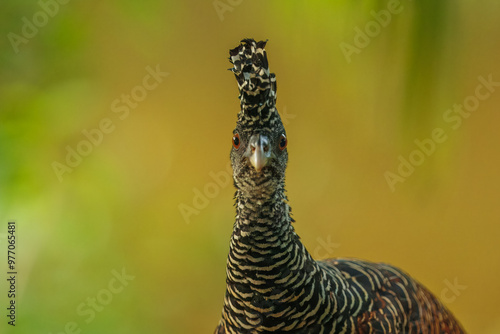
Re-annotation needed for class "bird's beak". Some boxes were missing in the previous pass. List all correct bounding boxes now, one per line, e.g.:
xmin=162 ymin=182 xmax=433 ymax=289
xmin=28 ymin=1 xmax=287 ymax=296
xmin=246 ymin=134 xmax=272 ymax=172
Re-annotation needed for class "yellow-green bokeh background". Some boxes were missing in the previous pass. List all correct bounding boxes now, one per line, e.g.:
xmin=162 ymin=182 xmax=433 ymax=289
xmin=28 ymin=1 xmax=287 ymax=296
xmin=1 ymin=1 xmax=500 ymax=333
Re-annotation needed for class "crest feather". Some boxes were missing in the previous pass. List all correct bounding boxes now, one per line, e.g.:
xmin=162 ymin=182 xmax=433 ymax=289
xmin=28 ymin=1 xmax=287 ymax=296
xmin=229 ymin=39 xmax=279 ymax=129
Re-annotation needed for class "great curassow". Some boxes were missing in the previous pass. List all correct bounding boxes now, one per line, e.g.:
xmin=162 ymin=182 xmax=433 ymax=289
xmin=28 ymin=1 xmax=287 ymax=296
xmin=215 ymin=39 xmax=465 ymax=334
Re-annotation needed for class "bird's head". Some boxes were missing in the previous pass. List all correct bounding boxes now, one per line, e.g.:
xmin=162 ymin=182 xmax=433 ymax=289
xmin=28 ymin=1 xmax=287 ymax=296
xmin=229 ymin=39 xmax=288 ymax=198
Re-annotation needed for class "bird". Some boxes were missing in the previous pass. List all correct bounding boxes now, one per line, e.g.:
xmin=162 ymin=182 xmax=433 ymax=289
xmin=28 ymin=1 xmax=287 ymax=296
xmin=214 ymin=39 xmax=466 ymax=334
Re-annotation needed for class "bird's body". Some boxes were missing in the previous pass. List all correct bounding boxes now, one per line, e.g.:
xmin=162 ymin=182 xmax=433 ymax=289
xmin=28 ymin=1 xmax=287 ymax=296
xmin=215 ymin=39 xmax=465 ymax=334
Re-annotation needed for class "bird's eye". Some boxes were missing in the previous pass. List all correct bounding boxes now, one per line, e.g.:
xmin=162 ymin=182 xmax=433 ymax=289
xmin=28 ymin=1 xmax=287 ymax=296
xmin=279 ymin=134 xmax=287 ymax=150
xmin=232 ymin=133 xmax=240 ymax=149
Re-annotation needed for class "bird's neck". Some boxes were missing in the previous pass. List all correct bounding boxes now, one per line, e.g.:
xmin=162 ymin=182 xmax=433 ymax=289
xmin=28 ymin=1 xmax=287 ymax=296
xmin=233 ymin=185 xmax=293 ymax=243
xmin=222 ymin=186 xmax=340 ymax=331
xmin=229 ymin=184 xmax=299 ymax=283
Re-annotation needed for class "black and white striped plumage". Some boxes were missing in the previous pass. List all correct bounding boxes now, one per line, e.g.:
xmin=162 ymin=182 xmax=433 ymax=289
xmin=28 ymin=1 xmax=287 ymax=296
xmin=215 ymin=39 xmax=465 ymax=334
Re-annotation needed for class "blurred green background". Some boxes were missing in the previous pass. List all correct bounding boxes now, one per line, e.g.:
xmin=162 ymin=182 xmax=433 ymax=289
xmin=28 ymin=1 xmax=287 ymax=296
xmin=1 ymin=0 xmax=499 ymax=333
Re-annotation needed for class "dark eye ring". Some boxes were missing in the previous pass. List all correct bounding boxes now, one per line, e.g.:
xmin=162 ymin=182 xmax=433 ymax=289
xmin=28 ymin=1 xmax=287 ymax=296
xmin=232 ymin=133 xmax=240 ymax=149
xmin=279 ymin=134 xmax=287 ymax=150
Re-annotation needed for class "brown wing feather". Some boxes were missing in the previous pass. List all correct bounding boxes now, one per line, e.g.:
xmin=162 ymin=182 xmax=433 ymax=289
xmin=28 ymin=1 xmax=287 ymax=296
xmin=321 ymin=258 xmax=466 ymax=333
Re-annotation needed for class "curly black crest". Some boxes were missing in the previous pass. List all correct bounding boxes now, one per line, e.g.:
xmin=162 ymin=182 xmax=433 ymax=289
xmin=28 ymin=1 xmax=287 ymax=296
xmin=229 ymin=39 xmax=281 ymax=135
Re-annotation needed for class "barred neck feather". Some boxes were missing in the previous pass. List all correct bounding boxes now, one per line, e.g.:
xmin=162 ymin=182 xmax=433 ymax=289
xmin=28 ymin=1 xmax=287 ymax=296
xmin=224 ymin=187 xmax=342 ymax=333
xmin=233 ymin=182 xmax=290 ymax=241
